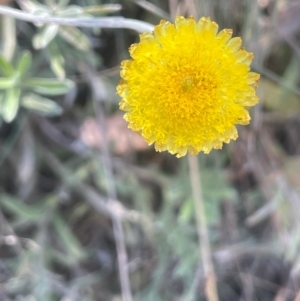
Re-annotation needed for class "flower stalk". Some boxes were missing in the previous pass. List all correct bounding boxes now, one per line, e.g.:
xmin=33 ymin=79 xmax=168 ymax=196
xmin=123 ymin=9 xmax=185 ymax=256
xmin=188 ymin=154 xmax=219 ymax=301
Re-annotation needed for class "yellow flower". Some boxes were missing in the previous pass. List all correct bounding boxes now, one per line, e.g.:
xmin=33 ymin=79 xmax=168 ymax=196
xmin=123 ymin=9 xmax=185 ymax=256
xmin=117 ymin=16 xmax=260 ymax=158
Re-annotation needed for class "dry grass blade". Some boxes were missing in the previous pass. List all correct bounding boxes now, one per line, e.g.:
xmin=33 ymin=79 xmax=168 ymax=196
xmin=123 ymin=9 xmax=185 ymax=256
xmin=133 ymin=0 xmax=170 ymax=20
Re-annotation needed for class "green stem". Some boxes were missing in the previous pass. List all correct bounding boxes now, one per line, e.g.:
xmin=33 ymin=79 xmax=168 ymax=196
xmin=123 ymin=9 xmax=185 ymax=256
xmin=188 ymin=154 xmax=219 ymax=301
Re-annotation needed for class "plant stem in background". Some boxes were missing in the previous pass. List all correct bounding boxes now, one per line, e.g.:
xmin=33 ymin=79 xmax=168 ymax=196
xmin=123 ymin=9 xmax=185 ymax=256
xmin=2 ymin=15 xmax=16 ymax=61
xmin=95 ymin=107 xmax=132 ymax=301
xmin=188 ymin=154 xmax=219 ymax=301
xmin=86 ymin=68 xmax=133 ymax=301
xmin=0 ymin=6 xmax=154 ymax=33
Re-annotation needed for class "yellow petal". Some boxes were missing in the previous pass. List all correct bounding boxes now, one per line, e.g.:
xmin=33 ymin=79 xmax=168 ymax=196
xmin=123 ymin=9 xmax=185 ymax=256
xmin=227 ymin=37 xmax=242 ymax=52
xmin=217 ymin=28 xmax=233 ymax=44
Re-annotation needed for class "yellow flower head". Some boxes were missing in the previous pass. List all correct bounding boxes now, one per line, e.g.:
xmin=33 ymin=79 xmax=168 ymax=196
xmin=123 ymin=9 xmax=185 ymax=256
xmin=117 ymin=16 xmax=260 ymax=158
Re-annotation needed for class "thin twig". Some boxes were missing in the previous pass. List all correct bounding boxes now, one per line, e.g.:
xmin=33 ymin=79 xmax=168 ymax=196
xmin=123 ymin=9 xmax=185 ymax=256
xmin=188 ymin=154 xmax=219 ymax=301
xmin=133 ymin=0 xmax=170 ymax=20
xmin=0 ymin=5 xmax=154 ymax=33
xmin=86 ymin=68 xmax=133 ymax=301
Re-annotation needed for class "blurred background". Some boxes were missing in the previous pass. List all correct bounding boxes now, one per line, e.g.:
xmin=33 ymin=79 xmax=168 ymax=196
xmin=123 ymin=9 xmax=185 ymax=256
xmin=1 ymin=0 xmax=300 ymax=300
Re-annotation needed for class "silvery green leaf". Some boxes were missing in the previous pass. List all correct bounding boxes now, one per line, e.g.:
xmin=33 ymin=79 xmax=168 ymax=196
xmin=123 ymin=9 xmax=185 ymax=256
xmin=0 ymin=193 xmax=49 ymax=221
xmin=83 ymin=4 xmax=122 ymax=15
xmin=58 ymin=5 xmax=83 ymax=17
xmin=48 ymin=43 xmax=65 ymax=80
xmin=0 ymin=74 xmax=19 ymax=90
xmin=2 ymin=87 xmax=20 ymax=123
xmin=58 ymin=0 xmax=71 ymax=9
xmin=16 ymin=51 xmax=32 ymax=75
xmin=21 ymin=93 xmax=63 ymax=116
xmin=53 ymin=215 xmax=85 ymax=261
xmin=18 ymin=0 xmax=49 ymax=14
xmin=0 ymin=54 xmax=14 ymax=76
xmin=58 ymin=26 xmax=90 ymax=52
xmin=24 ymin=78 xmax=74 ymax=95
xmin=33 ymin=24 xmax=59 ymax=49
xmin=50 ymin=55 xmax=65 ymax=81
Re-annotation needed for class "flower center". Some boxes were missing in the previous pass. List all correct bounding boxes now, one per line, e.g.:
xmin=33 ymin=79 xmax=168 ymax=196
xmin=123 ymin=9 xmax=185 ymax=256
xmin=181 ymin=76 xmax=195 ymax=92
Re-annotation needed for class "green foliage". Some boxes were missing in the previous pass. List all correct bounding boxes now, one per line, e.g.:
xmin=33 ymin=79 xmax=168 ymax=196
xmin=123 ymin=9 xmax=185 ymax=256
xmin=0 ymin=52 xmax=73 ymax=123
xmin=1 ymin=0 xmax=300 ymax=301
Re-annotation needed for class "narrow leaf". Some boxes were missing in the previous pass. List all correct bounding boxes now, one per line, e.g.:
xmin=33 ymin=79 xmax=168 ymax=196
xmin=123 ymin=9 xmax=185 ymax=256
xmin=83 ymin=4 xmax=122 ymax=15
xmin=58 ymin=0 xmax=71 ymax=9
xmin=58 ymin=26 xmax=90 ymax=52
xmin=33 ymin=24 xmax=59 ymax=49
xmin=53 ymin=214 xmax=85 ymax=261
xmin=2 ymin=87 xmax=20 ymax=123
xmin=48 ymin=42 xmax=65 ymax=80
xmin=0 ymin=76 xmax=18 ymax=89
xmin=0 ymin=53 xmax=14 ymax=76
xmin=21 ymin=93 xmax=63 ymax=116
xmin=50 ymin=55 xmax=65 ymax=80
xmin=0 ymin=194 xmax=43 ymax=221
xmin=18 ymin=0 xmax=49 ymax=15
xmin=24 ymin=78 xmax=74 ymax=95
xmin=58 ymin=5 xmax=83 ymax=17
xmin=16 ymin=51 xmax=32 ymax=75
